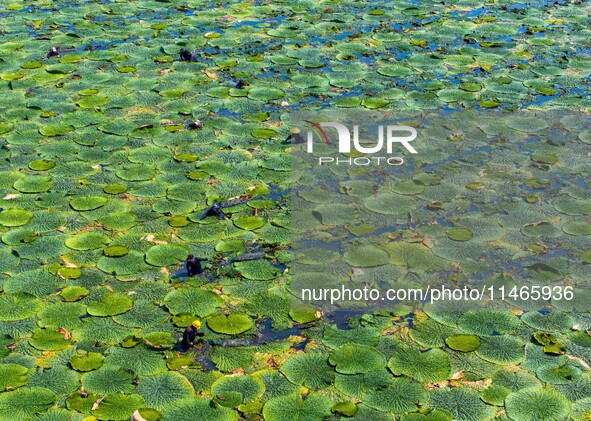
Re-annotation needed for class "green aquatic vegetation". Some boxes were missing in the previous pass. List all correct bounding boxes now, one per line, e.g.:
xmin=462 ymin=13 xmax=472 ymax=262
xmin=388 ymin=346 xmax=451 ymax=383
xmin=505 ymin=387 xmax=570 ymax=421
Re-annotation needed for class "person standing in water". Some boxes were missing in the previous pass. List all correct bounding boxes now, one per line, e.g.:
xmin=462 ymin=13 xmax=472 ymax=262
xmin=185 ymin=254 xmax=208 ymax=276
xmin=181 ymin=320 xmax=204 ymax=351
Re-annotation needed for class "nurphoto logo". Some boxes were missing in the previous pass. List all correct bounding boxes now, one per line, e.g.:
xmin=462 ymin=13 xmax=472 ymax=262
xmin=302 ymin=120 xmax=418 ymax=166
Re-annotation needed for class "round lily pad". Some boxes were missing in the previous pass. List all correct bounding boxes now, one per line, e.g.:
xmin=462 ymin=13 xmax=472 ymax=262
xmin=329 ymin=344 xmax=386 ymax=374
xmin=445 ymin=334 xmax=481 ymax=352
xmin=65 ymin=232 xmax=110 ymax=250
xmin=69 ymin=351 xmax=106 ymax=372
xmin=248 ymin=87 xmax=285 ymax=101
xmin=234 ymin=216 xmax=265 ymax=230
xmin=104 ymin=245 xmax=130 ymax=257
xmin=104 ymin=183 xmax=128 ymax=194
xmin=87 ymin=293 xmax=133 ymax=317
xmin=0 ymin=208 xmax=33 ymax=227
xmin=0 ymin=364 xmax=29 ymax=391
xmin=207 ymin=314 xmax=254 ymax=335
xmin=146 ymin=244 xmax=189 ymax=267
xmin=447 ymin=227 xmax=473 ymax=241
xmin=505 ymin=387 xmax=570 ymax=421
xmin=70 ymin=196 xmax=108 ymax=211
xmin=388 ymin=346 xmax=451 ymax=383
xmin=344 ymin=245 xmax=389 ymax=268
xmin=29 ymin=159 xmax=56 ymax=171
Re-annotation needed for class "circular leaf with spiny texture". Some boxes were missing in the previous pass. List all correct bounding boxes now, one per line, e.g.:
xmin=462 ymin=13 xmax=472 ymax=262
xmin=445 ymin=334 xmax=481 ymax=352
xmin=0 ymin=293 xmax=43 ymax=321
xmin=87 ymin=293 xmax=133 ymax=317
xmin=69 ymin=351 xmax=105 ymax=372
xmin=145 ymin=244 xmax=189 ymax=267
xmin=28 ymin=327 xmax=70 ymax=351
xmin=0 ymin=387 xmax=56 ymax=421
xmin=97 ymin=251 xmax=150 ymax=275
xmin=92 ymin=393 xmax=146 ymax=421
xmin=457 ymin=310 xmax=520 ymax=336
xmin=65 ymin=232 xmax=110 ymax=250
xmin=262 ymin=393 xmax=331 ymax=421
xmin=163 ymin=288 xmax=223 ymax=317
xmin=280 ymin=353 xmax=334 ymax=389
xmin=136 ymin=372 xmax=195 ymax=410
xmin=505 ymin=387 xmax=570 ymax=421
xmin=362 ymin=377 xmax=428 ymax=413
xmin=207 ymin=314 xmax=254 ymax=335
xmin=70 ymin=196 xmax=108 ymax=211
xmin=0 ymin=208 xmax=33 ymax=227
xmin=387 ymin=346 xmax=451 ymax=383
xmin=82 ymin=366 xmax=136 ymax=394
xmin=430 ymin=388 xmax=496 ymax=421
xmin=329 ymin=344 xmax=386 ymax=374
xmin=344 ymin=245 xmax=389 ymax=268
xmin=161 ymin=397 xmax=238 ymax=421
xmin=211 ymin=375 xmax=265 ymax=407
xmin=0 ymin=364 xmax=29 ymax=391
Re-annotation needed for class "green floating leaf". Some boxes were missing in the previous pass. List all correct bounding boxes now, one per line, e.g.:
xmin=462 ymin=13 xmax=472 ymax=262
xmin=211 ymin=375 xmax=265 ymax=407
xmin=39 ymin=124 xmax=74 ymax=137
xmin=430 ymin=388 xmax=496 ymax=421
xmin=332 ymin=401 xmax=358 ymax=417
xmin=137 ymin=372 xmax=195 ymax=410
xmin=92 ymin=393 xmax=146 ymax=421
xmin=280 ymin=353 xmax=335 ymax=389
xmin=207 ymin=314 xmax=254 ymax=335
xmin=363 ymin=377 xmax=428 ymax=414
xmin=174 ymin=153 xmax=199 ymax=163
xmin=59 ymin=286 xmax=89 ymax=302
xmin=0 ymin=293 xmax=43 ymax=321
xmin=234 ymin=260 xmax=279 ymax=280
xmin=475 ymin=335 xmax=525 ymax=365
xmin=13 ymin=177 xmax=53 ymax=193
xmin=289 ymin=303 xmax=319 ymax=324
xmin=104 ymin=245 xmax=130 ymax=257
xmin=70 ymin=196 xmax=108 ymax=211
xmin=505 ymin=387 xmax=570 ymax=421
xmin=251 ymin=128 xmax=279 ymax=139
xmin=69 ymin=351 xmax=105 ymax=372
xmin=344 ymin=245 xmax=389 ymax=268
xmin=0 ymin=364 xmax=29 ymax=391
xmin=87 ymin=293 xmax=133 ymax=317
xmin=445 ymin=334 xmax=481 ymax=352
xmin=329 ymin=343 xmax=386 ymax=374
xmin=0 ymin=208 xmax=33 ymax=227
xmin=143 ymin=332 xmax=175 ymax=350
xmin=0 ymin=387 xmax=56 ymax=421
xmin=234 ymin=216 xmax=265 ymax=230
xmin=82 ymin=366 xmax=136 ymax=395
xmin=146 ymin=243 xmax=189 ymax=267
xmin=263 ymin=393 xmax=332 ymax=421
xmin=388 ymin=346 xmax=451 ymax=383
xmin=447 ymin=227 xmax=473 ymax=241
xmin=29 ymin=159 xmax=56 ymax=171
xmin=97 ymin=251 xmax=150 ymax=275
xmin=248 ymin=87 xmax=285 ymax=101
xmin=28 ymin=327 xmax=70 ymax=351
xmin=163 ymin=288 xmax=223 ymax=317
xmin=65 ymin=232 xmax=110 ymax=250
xmin=457 ymin=310 xmax=519 ymax=335
xmin=104 ymin=183 xmax=128 ymax=195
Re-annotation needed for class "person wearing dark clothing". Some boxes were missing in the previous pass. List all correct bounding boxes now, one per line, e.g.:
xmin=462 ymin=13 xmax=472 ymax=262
xmin=181 ymin=320 xmax=204 ymax=351
xmin=200 ymin=202 xmax=225 ymax=220
xmin=186 ymin=254 xmax=208 ymax=276
xmin=180 ymin=49 xmax=194 ymax=62
xmin=47 ymin=47 xmax=59 ymax=58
